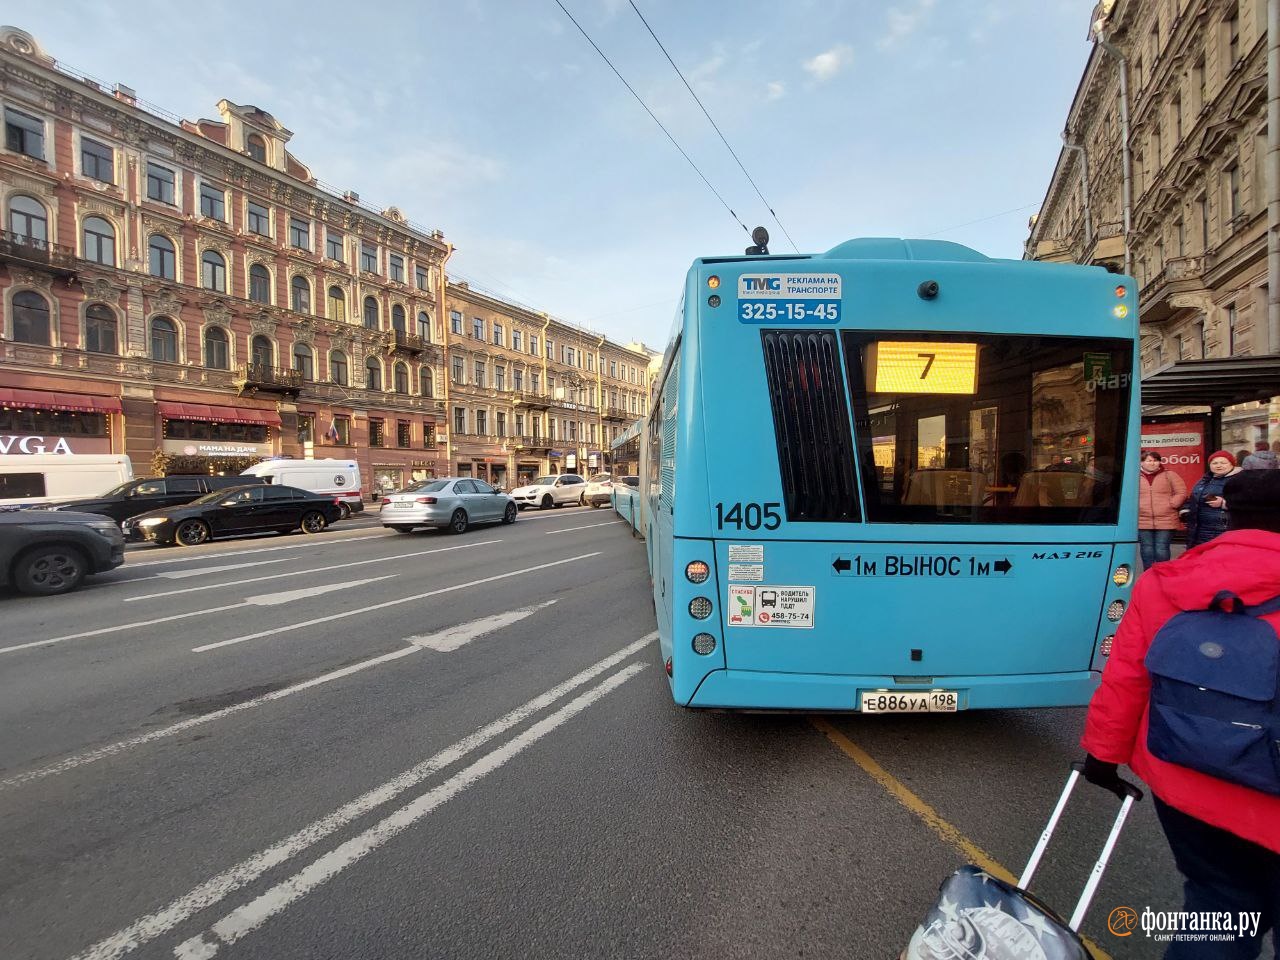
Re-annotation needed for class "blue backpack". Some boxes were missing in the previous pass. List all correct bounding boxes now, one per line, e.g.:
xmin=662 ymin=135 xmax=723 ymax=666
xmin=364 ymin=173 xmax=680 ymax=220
xmin=1145 ymin=590 xmax=1280 ymax=795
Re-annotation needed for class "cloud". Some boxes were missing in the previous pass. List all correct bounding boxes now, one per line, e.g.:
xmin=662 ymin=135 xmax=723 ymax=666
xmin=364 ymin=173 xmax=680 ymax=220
xmin=878 ymin=0 xmax=936 ymax=50
xmin=802 ymin=45 xmax=853 ymax=82
xmin=765 ymin=81 xmax=785 ymax=102
xmin=382 ymin=142 xmax=504 ymax=194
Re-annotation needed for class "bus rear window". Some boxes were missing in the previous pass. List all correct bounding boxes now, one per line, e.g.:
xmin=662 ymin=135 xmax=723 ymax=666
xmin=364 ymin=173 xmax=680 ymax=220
xmin=843 ymin=332 xmax=1132 ymax=524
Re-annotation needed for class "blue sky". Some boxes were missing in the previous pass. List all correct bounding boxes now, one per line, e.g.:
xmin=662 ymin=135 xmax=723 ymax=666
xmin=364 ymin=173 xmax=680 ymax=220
xmin=18 ymin=1 xmax=1092 ymax=349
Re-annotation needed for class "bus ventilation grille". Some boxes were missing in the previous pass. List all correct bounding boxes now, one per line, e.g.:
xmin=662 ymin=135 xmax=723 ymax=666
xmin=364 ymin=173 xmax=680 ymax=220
xmin=761 ymin=330 xmax=858 ymax=522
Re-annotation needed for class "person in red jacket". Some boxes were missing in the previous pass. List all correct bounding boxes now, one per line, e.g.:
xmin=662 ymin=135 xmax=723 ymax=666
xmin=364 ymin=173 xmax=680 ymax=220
xmin=1081 ymin=469 xmax=1280 ymax=959
xmin=1137 ymin=449 xmax=1188 ymax=567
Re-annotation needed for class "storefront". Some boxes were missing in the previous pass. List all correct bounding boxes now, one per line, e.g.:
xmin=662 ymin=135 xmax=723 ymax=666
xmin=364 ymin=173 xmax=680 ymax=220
xmin=155 ymin=400 xmax=279 ymax=475
xmin=0 ymin=386 xmax=123 ymax=456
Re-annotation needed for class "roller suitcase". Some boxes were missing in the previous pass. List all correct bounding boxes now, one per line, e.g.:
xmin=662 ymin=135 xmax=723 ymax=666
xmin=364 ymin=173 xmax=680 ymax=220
xmin=902 ymin=763 xmax=1142 ymax=960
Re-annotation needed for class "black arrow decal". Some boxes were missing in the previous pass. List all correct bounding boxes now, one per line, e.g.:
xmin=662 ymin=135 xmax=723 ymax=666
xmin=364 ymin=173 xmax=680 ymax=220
xmin=994 ymin=559 xmax=1013 ymax=574
xmin=833 ymin=557 xmax=852 ymax=573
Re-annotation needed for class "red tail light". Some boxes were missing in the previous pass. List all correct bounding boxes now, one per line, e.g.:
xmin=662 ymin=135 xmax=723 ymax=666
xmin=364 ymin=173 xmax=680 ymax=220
xmin=416 ymin=496 xmax=437 ymax=504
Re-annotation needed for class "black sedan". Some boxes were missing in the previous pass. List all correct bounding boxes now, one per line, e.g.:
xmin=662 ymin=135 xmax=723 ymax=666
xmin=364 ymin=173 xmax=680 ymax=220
xmin=126 ymin=484 xmax=343 ymax=547
xmin=0 ymin=510 xmax=126 ymax=595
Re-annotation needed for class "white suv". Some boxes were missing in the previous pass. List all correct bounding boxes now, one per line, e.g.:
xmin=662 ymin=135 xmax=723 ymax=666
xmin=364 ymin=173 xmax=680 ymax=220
xmin=511 ymin=474 xmax=586 ymax=510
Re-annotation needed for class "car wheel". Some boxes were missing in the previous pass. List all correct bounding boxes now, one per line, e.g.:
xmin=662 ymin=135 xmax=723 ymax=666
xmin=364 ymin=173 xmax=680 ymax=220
xmin=13 ymin=544 xmax=88 ymax=596
xmin=502 ymin=503 xmax=517 ymax=524
xmin=590 ymin=501 xmax=601 ymax=509
xmin=540 ymin=494 xmax=554 ymax=510
xmin=389 ymin=525 xmax=415 ymax=533
xmin=337 ymin=502 xmax=352 ymax=520
xmin=175 ymin=519 xmax=211 ymax=547
xmin=450 ymin=509 xmax=469 ymax=534
xmin=300 ymin=511 xmax=328 ymax=534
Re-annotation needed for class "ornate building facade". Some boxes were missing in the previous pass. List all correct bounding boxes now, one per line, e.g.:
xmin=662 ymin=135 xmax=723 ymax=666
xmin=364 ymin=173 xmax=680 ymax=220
xmin=1026 ymin=0 xmax=1279 ymax=448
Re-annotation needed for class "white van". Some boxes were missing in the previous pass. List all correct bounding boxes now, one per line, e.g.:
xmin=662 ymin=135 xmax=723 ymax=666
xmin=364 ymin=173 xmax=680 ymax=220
xmin=0 ymin=454 xmax=134 ymax=510
xmin=240 ymin=458 xmax=363 ymax=518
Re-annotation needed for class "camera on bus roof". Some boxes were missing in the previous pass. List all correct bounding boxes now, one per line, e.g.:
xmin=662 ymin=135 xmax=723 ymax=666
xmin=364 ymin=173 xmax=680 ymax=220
xmin=918 ymin=280 xmax=940 ymax=300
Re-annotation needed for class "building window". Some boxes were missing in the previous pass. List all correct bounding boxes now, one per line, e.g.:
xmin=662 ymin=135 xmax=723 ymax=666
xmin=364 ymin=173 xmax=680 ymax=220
xmin=546 ymin=339 xmax=553 ymax=359
xmin=495 ymin=366 xmax=506 ymax=390
xmin=531 ymin=372 xmax=540 ymax=394
xmin=586 ymin=353 xmax=594 ymax=372
xmin=389 ymin=254 xmax=404 ymax=283
xmin=1227 ymin=303 xmax=1238 ymax=354
xmin=1197 ymin=318 xmax=1208 ymax=358
xmin=1174 ymin=218 xmax=1184 ymax=257
xmin=204 ymin=326 xmax=229 ymax=369
xmin=516 ymin=413 xmax=525 ymax=436
xmin=423 ymin=421 xmax=436 ymax=448
xmin=249 ymin=264 xmax=271 ymax=304
xmin=496 ymin=411 xmax=506 ymax=438
xmin=417 ymin=311 xmax=431 ymax=341
xmin=420 ymin=366 xmax=433 ymax=397
xmin=363 ymin=296 xmax=379 ymax=330
xmin=450 ymin=310 xmax=463 ymax=334
xmin=289 ymin=217 xmax=309 ymax=251
xmin=150 ymin=317 xmax=178 ymax=363
xmin=333 ymin=415 xmax=351 ymax=445
xmin=514 ymin=369 xmax=524 ymax=391
xmin=293 ymin=342 xmax=314 ymax=381
xmin=247 ymin=201 xmax=270 ymax=236
xmin=369 ymin=419 xmax=385 ymax=447
xmin=493 ymin=322 xmax=504 ymax=346
xmin=396 ymin=421 xmax=412 ymax=448
xmin=366 ymin=357 xmax=382 ymax=390
xmin=12 ymin=290 xmax=51 ymax=345
xmin=1226 ymin=163 xmax=1241 ymax=220
xmin=565 ymin=346 xmax=575 ymax=366
xmin=85 ymin=303 xmax=117 ymax=355
xmin=251 ymin=335 xmax=273 ymax=368
xmin=453 ymin=407 xmax=466 ymax=435
xmin=9 ymin=194 xmax=47 ymax=243
xmin=394 ymin=362 xmax=409 ymax=393
xmin=472 ymin=317 xmax=484 ymax=339
xmin=146 ymin=162 xmax=175 ymax=204
xmin=391 ymin=304 xmax=406 ymax=333
xmin=298 ymin=414 xmax=314 ymax=445
xmin=476 ymin=410 xmax=488 ymax=435
xmin=82 ymin=216 xmax=115 ymax=266
xmin=326 ymin=231 xmax=344 ymax=262
xmin=81 ymin=137 xmax=114 ymax=183
xmin=360 ymin=241 xmax=378 ymax=273
xmin=512 ymin=329 xmax=522 ymax=351
xmin=328 ymin=286 xmax=346 ymax=322
xmin=415 ymin=265 xmax=428 ymax=290
xmin=202 ymin=250 xmax=226 ymax=292
xmin=199 ymin=183 xmax=226 ymax=221
xmin=291 ymin=275 xmax=311 ymax=313
xmin=5 ymin=107 xmax=44 ymax=159
xmin=474 ymin=360 xmax=486 ymax=388
xmin=246 ymin=133 xmax=267 ymax=163
xmin=330 ymin=350 xmax=349 ymax=386
xmin=1226 ymin=5 xmax=1240 ymax=65
xmin=529 ymin=334 xmax=540 ymax=356
xmin=1199 ymin=195 xmax=1210 ymax=251
xmin=1172 ymin=95 xmax=1182 ymax=142
xmin=148 ymin=235 xmax=176 ymax=280
xmin=451 ymin=355 xmax=464 ymax=383
xmin=610 ymin=359 xmax=617 ymax=378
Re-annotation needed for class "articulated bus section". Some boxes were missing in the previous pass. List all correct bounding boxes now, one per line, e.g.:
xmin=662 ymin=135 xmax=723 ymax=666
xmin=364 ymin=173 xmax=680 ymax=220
xmin=647 ymin=238 xmax=1141 ymax=712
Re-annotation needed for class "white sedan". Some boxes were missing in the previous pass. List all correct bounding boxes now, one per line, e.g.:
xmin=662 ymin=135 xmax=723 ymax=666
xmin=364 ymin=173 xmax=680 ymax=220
xmin=510 ymin=474 xmax=586 ymax=510
xmin=381 ymin=478 xmax=517 ymax=533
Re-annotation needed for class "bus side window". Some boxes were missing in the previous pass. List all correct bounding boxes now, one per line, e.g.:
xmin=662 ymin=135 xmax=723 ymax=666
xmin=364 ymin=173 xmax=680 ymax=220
xmin=0 ymin=472 xmax=47 ymax=500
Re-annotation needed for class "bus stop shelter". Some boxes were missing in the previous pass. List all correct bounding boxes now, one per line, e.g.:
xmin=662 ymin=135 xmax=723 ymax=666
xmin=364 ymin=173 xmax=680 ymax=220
xmin=1140 ymin=355 xmax=1280 ymax=449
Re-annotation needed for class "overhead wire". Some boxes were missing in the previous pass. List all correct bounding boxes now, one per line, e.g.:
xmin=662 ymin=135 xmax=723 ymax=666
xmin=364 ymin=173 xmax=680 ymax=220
xmin=922 ymin=202 xmax=1041 ymax=238
xmin=552 ymin=0 xmax=751 ymax=239
xmin=626 ymin=0 xmax=800 ymax=253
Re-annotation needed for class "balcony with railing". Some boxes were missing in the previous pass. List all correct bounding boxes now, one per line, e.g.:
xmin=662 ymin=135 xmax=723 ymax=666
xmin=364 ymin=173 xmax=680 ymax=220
xmin=237 ymin=363 xmax=304 ymax=395
xmin=0 ymin=231 xmax=77 ymax=276
xmin=390 ymin=329 xmax=429 ymax=355
xmin=602 ymin=405 xmax=630 ymax=422
xmin=511 ymin=389 xmax=551 ymax=411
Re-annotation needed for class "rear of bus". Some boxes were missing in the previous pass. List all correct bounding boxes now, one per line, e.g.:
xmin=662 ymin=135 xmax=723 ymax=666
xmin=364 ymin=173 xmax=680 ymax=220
xmin=655 ymin=238 xmax=1138 ymax=712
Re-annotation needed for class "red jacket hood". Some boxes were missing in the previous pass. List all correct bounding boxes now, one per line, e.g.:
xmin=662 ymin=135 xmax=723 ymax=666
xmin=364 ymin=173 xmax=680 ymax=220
xmin=1144 ymin=529 xmax=1280 ymax=609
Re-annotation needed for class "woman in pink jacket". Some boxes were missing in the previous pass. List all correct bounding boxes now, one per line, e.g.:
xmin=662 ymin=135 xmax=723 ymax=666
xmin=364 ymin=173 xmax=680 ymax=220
xmin=1137 ymin=450 xmax=1188 ymax=566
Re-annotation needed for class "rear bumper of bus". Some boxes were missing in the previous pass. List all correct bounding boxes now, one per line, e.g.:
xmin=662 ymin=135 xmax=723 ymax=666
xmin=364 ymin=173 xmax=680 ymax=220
xmin=685 ymin=668 xmax=1100 ymax=711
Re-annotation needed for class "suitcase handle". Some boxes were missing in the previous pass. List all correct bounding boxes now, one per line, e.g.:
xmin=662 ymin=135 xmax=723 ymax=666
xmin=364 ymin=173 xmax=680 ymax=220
xmin=1016 ymin=764 xmax=1142 ymax=931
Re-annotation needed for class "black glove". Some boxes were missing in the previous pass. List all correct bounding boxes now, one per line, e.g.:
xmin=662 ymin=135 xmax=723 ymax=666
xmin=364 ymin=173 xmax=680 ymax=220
xmin=1081 ymin=754 xmax=1129 ymax=800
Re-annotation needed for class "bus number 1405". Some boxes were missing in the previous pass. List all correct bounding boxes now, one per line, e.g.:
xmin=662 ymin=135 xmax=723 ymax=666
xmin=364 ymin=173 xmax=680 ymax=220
xmin=715 ymin=502 xmax=782 ymax=531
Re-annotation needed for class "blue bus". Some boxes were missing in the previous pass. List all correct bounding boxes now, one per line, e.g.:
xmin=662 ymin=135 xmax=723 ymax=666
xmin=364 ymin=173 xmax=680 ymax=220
xmin=640 ymin=237 xmax=1139 ymax=712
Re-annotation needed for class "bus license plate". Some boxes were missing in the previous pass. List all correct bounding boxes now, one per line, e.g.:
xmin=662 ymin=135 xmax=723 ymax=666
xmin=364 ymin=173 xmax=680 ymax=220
xmin=860 ymin=691 xmax=959 ymax=713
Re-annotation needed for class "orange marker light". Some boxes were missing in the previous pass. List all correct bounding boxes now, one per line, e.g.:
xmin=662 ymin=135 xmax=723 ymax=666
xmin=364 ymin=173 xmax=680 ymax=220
xmin=1114 ymin=285 xmax=1126 ymax=298
xmin=707 ymin=275 xmax=720 ymax=289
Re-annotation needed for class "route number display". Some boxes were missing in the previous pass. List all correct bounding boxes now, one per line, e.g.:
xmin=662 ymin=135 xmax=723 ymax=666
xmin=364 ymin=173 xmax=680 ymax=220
xmin=865 ymin=341 xmax=978 ymax=395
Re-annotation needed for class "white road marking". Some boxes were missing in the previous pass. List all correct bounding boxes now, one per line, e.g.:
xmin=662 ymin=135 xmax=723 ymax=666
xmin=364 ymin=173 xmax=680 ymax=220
xmin=543 ymin=520 xmax=623 ymax=535
xmin=153 ymin=558 xmax=292 ymax=580
xmin=175 ymin=662 xmax=646 ymax=958
xmin=125 ymin=541 xmax=501 ymax=602
xmin=122 ymin=534 xmax=388 ymax=568
xmin=0 ymin=604 xmax=246 ymax=656
xmin=406 ymin=600 xmax=557 ymax=652
xmin=244 ymin=576 xmax=397 ymax=607
xmin=66 ymin=635 xmax=654 ymax=960
xmin=193 ymin=552 xmax=603 ymax=653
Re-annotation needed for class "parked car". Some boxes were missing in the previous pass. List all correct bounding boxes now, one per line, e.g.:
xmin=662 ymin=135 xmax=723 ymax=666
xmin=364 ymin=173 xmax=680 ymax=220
xmin=510 ymin=474 xmax=586 ymax=510
xmin=381 ymin=478 xmax=517 ymax=534
xmin=0 ymin=510 xmax=125 ymax=595
xmin=239 ymin=459 xmax=364 ymax=519
xmin=583 ymin=474 xmax=616 ymax=507
xmin=126 ymin=484 xmax=343 ymax=546
xmin=0 ymin=454 xmax=134 ymax=511
xmin=41 ymin=474 xmax=269 ymax=528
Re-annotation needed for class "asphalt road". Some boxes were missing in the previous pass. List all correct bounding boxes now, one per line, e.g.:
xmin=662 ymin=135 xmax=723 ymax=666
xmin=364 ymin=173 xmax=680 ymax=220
xmin=0 ymin=503 xmax=1215 ymax=960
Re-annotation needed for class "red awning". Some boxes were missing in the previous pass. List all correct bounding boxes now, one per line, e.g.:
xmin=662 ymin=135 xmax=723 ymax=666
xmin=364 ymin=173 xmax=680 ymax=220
xmin=0 ymin=387 xmax=123 ymax=414
xmin=156 ymin=401 xmax=281 ymax=426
